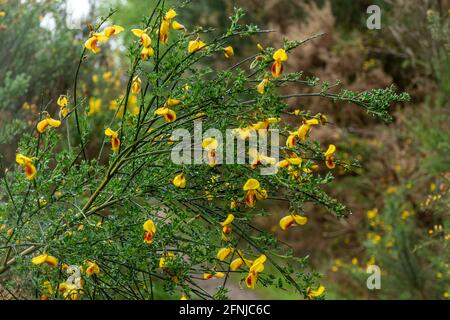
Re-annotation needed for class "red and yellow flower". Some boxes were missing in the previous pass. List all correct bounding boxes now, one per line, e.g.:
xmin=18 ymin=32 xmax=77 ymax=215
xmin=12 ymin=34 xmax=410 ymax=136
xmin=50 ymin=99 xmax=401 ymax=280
xmin=131 ymin=29 xmax=154 ymax=60
xmin=279 ymin=213 xmax=308 ymax=231
xmin=245 ymin=255 xmax=266 ymax=289
xmin=154 ymin=107 xmax=176 ymax=122
xmin=324 ymin=144 xmax=336 ymax=169
xmin=16 ymin=154 xmax=37 ymax=180
xmin=202 ymin=137 xmax=219 ymax=167
xmin=84 ymin=33 xmax=109 ymax=54
xmin=85 ymin=261 xmax=100 ymax=276
xmin=221 ymin=214 xmax=234 ymax=241
xmin=104 ymin=128 xmax=120 ymax=152
xmin=271 ymin=48 xmax=288 ymax=78
xmin=37 ymin=113 xmax=61 ymax=134
xmin=243 ymin=178 xmax=267 ymax=208
xmin=31 ymin=253 xmax=58 ymax=268
xmin=143 ymin=219 xmax=156 ymax=244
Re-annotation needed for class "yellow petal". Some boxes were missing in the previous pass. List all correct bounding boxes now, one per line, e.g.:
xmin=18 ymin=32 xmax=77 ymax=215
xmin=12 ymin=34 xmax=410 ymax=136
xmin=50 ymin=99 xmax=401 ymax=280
xmin=230 ymin=258 xmax=244 ymax=271
xmin=325 ymin=144 xmax=336 ymax=157
xmin=273 ymin=48 xmax=288 ymax=61
xmin=286 ymin=134 xmax=297 ymax=148
xmin=217 ymin=247 xmax=232 ymax=261
xmin=223 ymin=46 xmax=234 ymax=59
xmin=37 ymin=119 xmax=49 ymax=133
xmin=104 ymin=128 xmax=118 ymax=137
xmin=47 ymin=117 xmax=61 ymax=128
xmin=166 ymin=98 xmax=181 ymax=107
xmin=57 ymin=95 xmax=68 ymax=108
xmin=243 ymin=178 xmax=260 ymax=191
xmin=279 ymin=215 xmax=295 ymax=231
xmin=221 ymin=214 xmax=234 ymax=226
xmin=15 ymin=154 xmax=32 ymax=165
xmin=131 ymin=28 xmax=145 ymax=37
xmin=256 ymin=78 xmax=269 ymax=94
xmin=143 ymin=219 xmax=156 ymax=233
xmin=202 ymin=137 xmax=218 ymax=150
xmin=298 ymin=125 xmax=310 ymax=140
xmin=165 ymin=9 xmax=177 ymax=20
xmin=172 ymin=21 xmax=185 ymax=31
xmin=172 ymin=173 xmax=186 ymax=188
xmin=132 ymin=77 xmax=141 ymax=94
xmin=293 ymin=214 xmax=308 ymax=225
xmin=32 ymin=254 xmax=48 ymax=265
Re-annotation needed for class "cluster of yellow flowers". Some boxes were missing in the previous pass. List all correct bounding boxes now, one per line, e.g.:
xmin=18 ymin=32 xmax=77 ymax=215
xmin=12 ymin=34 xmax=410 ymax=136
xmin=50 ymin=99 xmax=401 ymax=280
xmin=31 ymin=253 xmax=101 ymax=300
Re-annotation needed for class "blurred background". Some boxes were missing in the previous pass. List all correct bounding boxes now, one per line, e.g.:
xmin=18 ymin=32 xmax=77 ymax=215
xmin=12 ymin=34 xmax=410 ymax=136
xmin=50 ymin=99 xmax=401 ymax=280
xmin=0 ymin=0 xmax=448 ymax=299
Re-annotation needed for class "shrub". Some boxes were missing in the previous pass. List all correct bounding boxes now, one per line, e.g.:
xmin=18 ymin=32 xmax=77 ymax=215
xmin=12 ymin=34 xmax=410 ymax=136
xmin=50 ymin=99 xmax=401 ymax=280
xmin=0 ymin=2 xmax=408 ymax=300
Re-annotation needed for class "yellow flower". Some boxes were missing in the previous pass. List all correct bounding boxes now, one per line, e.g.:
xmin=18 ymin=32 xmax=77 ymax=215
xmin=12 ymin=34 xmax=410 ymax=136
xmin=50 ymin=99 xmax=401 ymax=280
xmin=31 ymin=253 xmax=58 ymax=268
xmin=159 ymin=9 xmax=177 ymax=44
xmin=88 ymin=97 xmax=102 ymax=115
xmin=307 ymin=285 xmax=325 ymax=299
xmin=217 ymin=247 xmax=233 ymax=261
xmin=242 ymin=179 xmax=268 ymax=208
xmin=132 ymin=76 xmax=141 ymax=94
xmin=180 ymin=294 xmax=188 ymax=300
xmin=172 ymin=173 xmax=186 ymax=189
xmin=154 ymin=107 xmax=176 ymax=122
xmin=42 ymin=281 xmax=54 ymax=295
xmin=221 ymin=214 xmax=234 ymax=241
xmin=367 ymin=208 xmax=378 ymax=220
xmin=140 ymin=46 xmax=155 ymax=60
xmin=59 ymin=282 xmax=83 ymax=300
xmin=84 ymin=33 xmax=108 ymax=54
xmin=131 ymin=29 xmax=154 ymax=60
xmin=143 ymin=219 xmax=156 ymax=244
xmin=37 ymin=114 xmax=61 ymax=134
xmin=286 ymin=133 xmax=297 ymax=148
xmin=324 ymin=144 xmax=336 ymax=169
xmin=85 ymin=261 xmax=100 ymax=276
xmin=223 ymin=46 xmax=234 ymax=58
xmin=248 ymin=148 xmax=276 ymax=169
xmin=131 ymin=28 xmax=152 ymax=47
xmin=57 ymin=95 xmax=69 ymax=117
xmin=202 ymin=137 xmax=219 ymax=167
xmin=103 ymin=71 xmax=112 ymax=82
xmin=165 ymin=9 xmax=177 ymax=20
xmin=221 ymin=214 xmax=234 ymax=227
xmin=271 ymin=48 xmax=288 ymax=78
xmin=165 ymin=98 xmax=182 ymax=107
xmin=203 ymin=272 xmax=225 ymax=280
xmin=16 ymin=153 xmax=37 ymax=180
xmin=256 ymin=78 xmax=270 ymax=94
xmin=188 ymin=37 xmax=206 ymax=54
xmin=351 ymin=257 xmax=358 ymax=265
xmin=159 ymin=252 xmax=175 ymax=269
xmin=279 ymin=214 xmax=308 ymax=231
xmin=245 ymin=255 xmax=266 ymax=289
xmin=104 ymin=128 xmax=120 ymax=152
xmin=172 ymin=21 xmax=186 ymax=31
xmin=104 ymin=25 xmax=124 ymax=37
xmin=230 ymin=258 xmax=244 ymax=271
xmin=0 ymin=11 xmax=6 ymax=17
